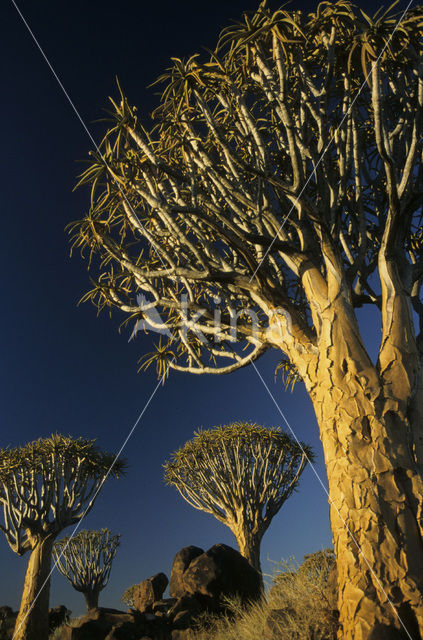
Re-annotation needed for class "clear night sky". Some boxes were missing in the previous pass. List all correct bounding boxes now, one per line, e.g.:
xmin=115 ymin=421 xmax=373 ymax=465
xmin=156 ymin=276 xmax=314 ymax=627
xmin=1 ymin=0 xmax=403 ymax=617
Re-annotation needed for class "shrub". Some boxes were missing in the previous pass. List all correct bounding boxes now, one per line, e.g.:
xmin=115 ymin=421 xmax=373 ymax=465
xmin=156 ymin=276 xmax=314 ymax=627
xmin=192 ymin=549 xmax=338 ymax=640
xmin=121 ymin=584 xmax=137 ymax=609
xmin=48 ymin=616 xmax=85 ymax=640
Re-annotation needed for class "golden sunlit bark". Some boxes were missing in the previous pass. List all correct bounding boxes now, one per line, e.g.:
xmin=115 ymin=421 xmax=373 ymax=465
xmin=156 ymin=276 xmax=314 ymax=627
xmin=283 ymin=296 xmax=423 ymax=640
xmin=233 ymin=524 xmax=263 ymax=575
xmin=13 ymin=535 xmax=54 ymax=640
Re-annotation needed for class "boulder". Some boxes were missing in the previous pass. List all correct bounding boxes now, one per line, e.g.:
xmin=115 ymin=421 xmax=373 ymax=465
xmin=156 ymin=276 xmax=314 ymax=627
xmin=169 ymin=546 xmax=203 ymax=598
xmin=0 ymin=607 xmax=17 ymax=640
xmin=104 ymin=622 xmax=142 ymax=640
xmin=104 ymin=617 xmax=170 ymax=640
xmin=0 ymin=608 xmax=13 ymax=621
xmin=172 ymin=610 xmax=195 ymax=630
xmin=167 ymin=595 xmax=207 ymax=622
xmin=152 ymin=598 xmax=177 ymax=615
xmin=57 ymin=608 xmax=138 ymax=640
xmin=182 ymin=544 xmax=261 ymax=604
xmin=49 ymin=605 xmax=71 ymax=632
xmin=132 ymin=573 xmax=169 ymax=613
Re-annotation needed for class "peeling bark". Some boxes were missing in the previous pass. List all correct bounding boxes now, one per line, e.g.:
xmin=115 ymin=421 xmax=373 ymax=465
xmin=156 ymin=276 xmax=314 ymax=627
xmin=13 ymin=535 xmax=54 ymax=640
xmin=285 ymin=301 xmax=423 ymax=640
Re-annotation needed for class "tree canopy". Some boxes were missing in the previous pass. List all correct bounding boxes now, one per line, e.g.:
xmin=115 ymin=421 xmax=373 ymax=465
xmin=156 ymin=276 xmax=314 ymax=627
xmin=0 ymin=434 xmax=126 ymax=555
xmin=164 ymin=422 xmax=311 ymax=571
xmin=70 ymin=0 xmax=423 ymax=380
xmin=54 ymin=529 xmax=121 ymax=610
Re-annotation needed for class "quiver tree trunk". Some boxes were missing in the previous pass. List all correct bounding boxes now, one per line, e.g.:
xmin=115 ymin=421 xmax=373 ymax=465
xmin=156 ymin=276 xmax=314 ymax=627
xmin=313 ymin=386 xmax=423 ymax=640
xmin=13 ymin=535 xmax=54 ymax=640
xmin=84 ymin=588 xmax=100 ymax=611
xmin=233 ymin=524 xmax=264 ymax=590
xmin=286 ymin=299 xmax=423 ymax=640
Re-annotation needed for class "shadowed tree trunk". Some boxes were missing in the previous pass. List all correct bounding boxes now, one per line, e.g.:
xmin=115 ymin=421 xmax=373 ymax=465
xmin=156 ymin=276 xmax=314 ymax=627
xmin=13 ymin=535 xmax=54 ymax=640
xmin=84 ymin=588 xmax=100 ymax=612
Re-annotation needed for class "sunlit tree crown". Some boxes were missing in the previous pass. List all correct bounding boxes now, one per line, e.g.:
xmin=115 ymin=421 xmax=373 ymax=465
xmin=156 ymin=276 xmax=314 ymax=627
xmin=54 ymin=529 xmax=121 ymax=595
xmin=0 ymin=435 xmax=126 ymax=555
xmin=70 ymin=0 xmax=423 ymax=380
xmin=164 ymin=421 xmax=312 ymax=559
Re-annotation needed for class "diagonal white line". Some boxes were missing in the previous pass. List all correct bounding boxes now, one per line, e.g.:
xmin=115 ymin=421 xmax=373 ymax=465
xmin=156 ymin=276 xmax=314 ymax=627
xmin=9 ymin=1 xmax=416 ymax=638
xmin=10 ymin=0 xmax=170 ymax=277
xmin=250 ymin=360 xmax=413 ymax=640
xmin=1 ymin=18 xmax=175 ymax=634
xmin=249 ymin=0 xmax=414 ymax=283
xmin=12 ymin=369 xmax=167 ymax=640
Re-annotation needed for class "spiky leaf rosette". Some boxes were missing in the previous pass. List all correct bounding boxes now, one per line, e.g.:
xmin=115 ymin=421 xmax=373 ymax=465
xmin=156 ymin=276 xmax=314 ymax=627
xmin=54 ymin=529 xmax=121 ymax=594
xmin=164 ymin=422 xmax=312 ymax=531
xmin=0 ymin=434 xmax=126 ymax=555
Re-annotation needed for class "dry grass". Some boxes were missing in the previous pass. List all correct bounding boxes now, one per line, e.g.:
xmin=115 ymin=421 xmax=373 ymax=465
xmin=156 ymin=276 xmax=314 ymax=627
xmin=192 ymin=550 xmax=339 ymax=640
xmin=49 ymin=551 xmax=338 ymax=640
xmin=49 ymin=616 xmax=84 ymax=640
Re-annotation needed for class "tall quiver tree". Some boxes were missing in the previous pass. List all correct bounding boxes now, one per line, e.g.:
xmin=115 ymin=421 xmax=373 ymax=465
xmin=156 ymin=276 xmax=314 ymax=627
xmin=70 ymin=1 xmax=423 ymax=637
xmin=164 ymin=423 xmax=311 ymax=581
xmin=0 ymin=435 xmax=125 ymax=640
xmin=54 ymin=529 xmax=121 ymax=611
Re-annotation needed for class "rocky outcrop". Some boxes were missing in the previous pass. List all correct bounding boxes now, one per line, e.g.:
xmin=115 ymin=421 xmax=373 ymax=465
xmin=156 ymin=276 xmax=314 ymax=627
xmin=169 ymin=546 xmax=203 ymax=598
xmin=58 ymin=543 xmax=261 ymax=640
xmin=0 ymin=607 xmax=17 ymax=640
xmin=181 ymin=543 xmax=262 ymax=604
xmin=0 ymin=604 xmax=70 ymax=640
xmin=56 ymin=608 xmax=163 ymax=640
xmin=131 ymin=573 xmax=169 ymax=613
xmin=152 ymin=598 xmax=177 ymax=616
xmin=49 ymin=605 xmax=71 ymax=632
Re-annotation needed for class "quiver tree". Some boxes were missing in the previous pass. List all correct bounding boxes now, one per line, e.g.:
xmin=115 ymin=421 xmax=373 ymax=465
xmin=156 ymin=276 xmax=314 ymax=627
xmin=70 ymin=1 xmax=423 ymax=637
xmin=121 ymin=584 xmax=137 ymax=609
xmin=164 ymin=422 xmax=311 ymax=579
xmin=0 ymin=435 xmax=125 ymax=640
xmin=54 ymin=529 xmax=121 ymax=611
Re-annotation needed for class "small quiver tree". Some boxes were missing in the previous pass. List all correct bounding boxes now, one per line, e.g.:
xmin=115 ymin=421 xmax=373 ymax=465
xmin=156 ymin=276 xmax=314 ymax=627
xmin=164 ymin=422 xmax=311 ymax=582
xmin=121 ymin=584 xmax=137 ymax=609
xmin=0 ymin=435 xmax=126 ymax=640
xmin=54 ymin=529 xmax=121 ymax=611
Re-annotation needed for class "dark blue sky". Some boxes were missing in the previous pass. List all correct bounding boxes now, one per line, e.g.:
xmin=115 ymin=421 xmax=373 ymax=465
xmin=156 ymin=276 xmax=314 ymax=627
xmin=1 ymin=0 xmax=396 ymax=616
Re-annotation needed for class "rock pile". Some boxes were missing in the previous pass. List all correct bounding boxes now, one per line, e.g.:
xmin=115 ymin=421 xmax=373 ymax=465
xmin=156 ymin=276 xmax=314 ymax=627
xmin=58 ymin=543 xmax=261 ymax=640
xmin=0 ymin=606 xmax=16 ymax=640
